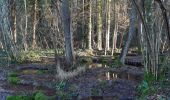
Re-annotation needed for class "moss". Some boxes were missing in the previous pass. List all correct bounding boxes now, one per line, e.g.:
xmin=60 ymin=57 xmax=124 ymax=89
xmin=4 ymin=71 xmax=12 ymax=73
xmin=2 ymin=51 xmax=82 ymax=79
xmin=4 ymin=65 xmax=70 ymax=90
xmin=7 ymin=92 xmax=55 ymax=100
xmin=79 ymin=57 xmax=93 ymax=64
xmin=34 ymin=92 xmax=48 ymax=100
xmin=8 ymin=72 xmax=18 ymax=77
xmin=7 ymin=95 xmax=34 ymax=100
xmin=7 ymin=72 xmax=20 ymax=85
xmin=112 ymin=58 xmax=123 ymax=67
xmin=14 ymin=50 xmax=54 ymax=64
xmin=7 ymin=76 xmax=20 ymax=85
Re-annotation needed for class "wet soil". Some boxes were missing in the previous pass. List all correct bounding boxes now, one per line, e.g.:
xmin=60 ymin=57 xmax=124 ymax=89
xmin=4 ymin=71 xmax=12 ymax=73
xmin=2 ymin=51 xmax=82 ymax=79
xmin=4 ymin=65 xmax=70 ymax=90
xmin=68 ymin=65 xmax=143 ymax=99
xmin=0 ymin=56 xmax=145 ymax=100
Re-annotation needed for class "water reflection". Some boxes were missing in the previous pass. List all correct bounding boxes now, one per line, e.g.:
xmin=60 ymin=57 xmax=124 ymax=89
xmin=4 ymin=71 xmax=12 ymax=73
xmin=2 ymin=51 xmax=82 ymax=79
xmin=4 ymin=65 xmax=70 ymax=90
xmin=88 ymin=63 xmax=109 ymax=68
xmin=88 ymin=63 xmax=103 ymax=68
xmin=101 ymin=71 xmax=142 ymax=83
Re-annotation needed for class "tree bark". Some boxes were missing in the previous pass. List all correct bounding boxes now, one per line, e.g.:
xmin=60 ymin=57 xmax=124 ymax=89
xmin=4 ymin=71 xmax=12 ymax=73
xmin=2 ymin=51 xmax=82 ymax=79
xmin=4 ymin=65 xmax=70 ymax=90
xmin=0 ymin=0 xmax=17 ymax=57
xmin=12 ymin=0 xmax=17 ymax=43
xmin=97 ymin=0 xmax=102 ymax=50
xmin=106 ymin=0 xmax=111 ymax=51
xmin=62 ymin=0 xmax=75 ymax=66
xmin=32 ymin=0 xmax=37 ymax=49
xmin=24 ymin=0 xmax=28 ymax=51
xmin=112 ymin=0 xmax=118 ymax=55
xmin=120 ymin=1 xmax=137 ymax=64
xmin=87 ymin=0 xmax=92 ymax=50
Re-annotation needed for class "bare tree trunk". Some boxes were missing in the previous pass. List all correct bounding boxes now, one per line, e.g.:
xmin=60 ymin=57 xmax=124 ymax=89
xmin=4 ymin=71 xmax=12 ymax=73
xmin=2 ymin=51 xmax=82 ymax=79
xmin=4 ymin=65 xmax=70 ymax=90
xmin=104 ymin=0 xmax=108 ymax=55
xmin=82 ymin=0 xmax=85 ymax=49
xmin=62 ymin=0 xmax=75 ymax=66
xmin=120 ymin=1 xmax=137 ymax=64
xmin=32 ymin=0 xmax=37 ymax=49
xmin=106 ymin=0 xmax=111 ymax=51
xmin=97 ymin=0 xmax=102 ymax=50
xmin=112 ymin=0 xmax=118 ymax=55
xmin=0 ymin=0 xmax=17 ymax=57
xmin=12 ymin=0 xmax=17 ymax=43
xmin=24 ymin=0 xmax=28 ymax=51
xmin=88 ymin=0 xmax=92 ymax=50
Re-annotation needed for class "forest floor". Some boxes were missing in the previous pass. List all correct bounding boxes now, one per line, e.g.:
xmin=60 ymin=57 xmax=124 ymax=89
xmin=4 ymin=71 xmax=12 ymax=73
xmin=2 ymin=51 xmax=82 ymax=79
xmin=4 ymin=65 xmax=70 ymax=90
xmin=0 ymin=55 xmax=169 ymax=100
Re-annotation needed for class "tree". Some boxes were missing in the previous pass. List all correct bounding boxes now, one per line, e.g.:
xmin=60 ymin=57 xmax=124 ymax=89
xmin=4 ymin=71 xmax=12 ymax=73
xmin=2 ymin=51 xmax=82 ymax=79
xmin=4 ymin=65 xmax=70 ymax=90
xmin=111 ymin=0 xmax=118 ymax=55
xmin=0 ymin=0 xmax=17 ymax=57
xmin=11 ymin=0 xmax=17 ymax=43
xmin=32 ymin=0 xmax=38 ymax=49
xmin=62 ymin=0 xmax=75 ymax=66
xmin=120 ymin=1 xmax=137 ymax=64
xmin=24 ymin=0 xmax=28 ymax=51
xmin=105 ymin=0 xmax=111 ymax=51
xmin=97 ymin=0 xmax=102 ymax=50
xmin=87 ymin=0 xmax=92 ymax=50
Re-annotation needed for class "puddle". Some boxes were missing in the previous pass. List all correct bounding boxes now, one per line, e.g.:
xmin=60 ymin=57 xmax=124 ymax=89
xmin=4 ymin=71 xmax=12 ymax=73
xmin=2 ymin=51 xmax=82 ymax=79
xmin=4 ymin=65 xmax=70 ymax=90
xmin=99 ymin=71 xmax=142 ymax=83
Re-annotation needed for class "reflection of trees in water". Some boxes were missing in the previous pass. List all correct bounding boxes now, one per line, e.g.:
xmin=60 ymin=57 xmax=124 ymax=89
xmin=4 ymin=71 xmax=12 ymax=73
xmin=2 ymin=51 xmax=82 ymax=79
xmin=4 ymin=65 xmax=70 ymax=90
xmin=106 ymin=72 xmax=118 ymax=80
xmin=56 ymin=61 xmax=85 ymax=80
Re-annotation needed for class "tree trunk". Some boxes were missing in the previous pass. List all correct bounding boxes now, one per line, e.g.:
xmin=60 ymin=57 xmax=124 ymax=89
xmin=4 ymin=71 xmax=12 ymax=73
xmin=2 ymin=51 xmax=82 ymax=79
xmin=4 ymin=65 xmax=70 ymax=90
xmin=62 ymin=0 xmax=75 ymax=66
xmin=88 ymin=0 xmax=92 ymax=50
xmin=0 ymin=0 xmax=17 ymax=57
xmin=97 ymin=0 xmax=102 ymax=50
xmin=12 ymin=0 xmax=17 ymax=43
xmin=24 ymin=0 xmax=28 ymax=51
xmin=32 ymin=0 xmax=37 ymax=49
xmin=112 ymin=0 xmax=118 ymax=55
xmin=120 ymin=1 xmax=137 ymax=64
xmin=106 ymin=0 xmax=111 ymax=51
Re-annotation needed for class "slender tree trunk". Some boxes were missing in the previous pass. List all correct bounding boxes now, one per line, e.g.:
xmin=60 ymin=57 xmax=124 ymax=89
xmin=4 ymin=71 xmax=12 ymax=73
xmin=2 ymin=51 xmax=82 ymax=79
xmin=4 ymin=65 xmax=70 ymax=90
xmin=32 ymin=0 xmax=37 ymax=49
xmin=106 ymin=0 xmax=111 ymax=51
xmin=24 ymin=0 xmax=28 ymax=51
xmin=104 ymin=0 xmax=108 ymax=55
xmin=88 ymin=0 xmax=92 ymax=50
xmin=97 ymin=0 xmax=102 ymax=50
xmin=62 ymin=0 xmax=75 ymax=66
xmin=112 ymin=0 xmax=118 ymax=55
xmin=82 ymin=0 xmax=85 ymax=49
xmin=12 ymin=0 xmax=17 ymax=43
xmin=120 ymin=1 xmax=137 ymax=64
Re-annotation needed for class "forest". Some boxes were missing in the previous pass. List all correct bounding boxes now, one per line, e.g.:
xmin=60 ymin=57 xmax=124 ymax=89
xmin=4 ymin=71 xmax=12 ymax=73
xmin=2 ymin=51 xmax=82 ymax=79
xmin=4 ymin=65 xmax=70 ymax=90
xmin=0 ymin=0 xmax=169 ymax=100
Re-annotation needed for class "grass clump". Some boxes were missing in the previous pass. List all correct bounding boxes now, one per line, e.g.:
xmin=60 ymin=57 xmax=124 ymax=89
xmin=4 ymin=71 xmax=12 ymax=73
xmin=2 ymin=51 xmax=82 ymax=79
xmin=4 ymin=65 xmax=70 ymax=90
xmin=34 ymin=92 xmax=49 ymax=100
xmin=7 ymin=72 xmax=20 ymax=85
xmin=79 ymin=57 xmax=93 ymax=64
xmin=137 ymin=72 xmax=157 ymax=99
xmin=7 ymin=95 xmax=34 ymax=100
xmin=56 ymin=81 xmax=78 ymax=100
xmin=91 ymin=88 xmax=100 ymax=96
xmin=7 ymin=92 xmax=55 ymax=100
xmin=15 ymin=51 xmax=41 ymax=63
xmin=112 ymin=57 xmax=123 ymax=67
